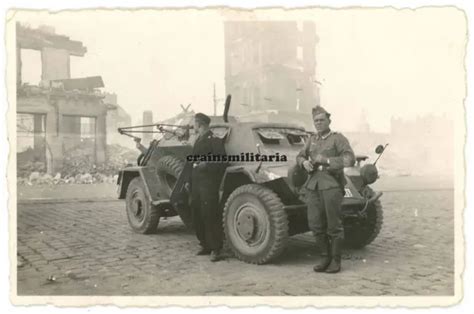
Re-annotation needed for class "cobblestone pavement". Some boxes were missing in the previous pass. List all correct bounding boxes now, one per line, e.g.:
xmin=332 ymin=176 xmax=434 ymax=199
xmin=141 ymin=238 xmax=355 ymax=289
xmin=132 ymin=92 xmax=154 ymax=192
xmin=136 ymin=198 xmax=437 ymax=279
xmin=16 ymin=190 xmax=454 ymax=296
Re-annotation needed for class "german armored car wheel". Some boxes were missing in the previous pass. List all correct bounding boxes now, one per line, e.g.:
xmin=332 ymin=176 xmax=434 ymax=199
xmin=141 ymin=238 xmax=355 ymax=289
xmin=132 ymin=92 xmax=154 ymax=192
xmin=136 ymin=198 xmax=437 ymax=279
xmin=156 ymin=155 xmax=184 ymax=198
xmin=125 ymin=177 xmax=160 ymax=234
xmin=156 ymin=155 xmax=193 ymax=229
xmin=223 ymin=184 xmax=289 ymax=264
xmin=343 ymin=187 xmax=383 ymax=248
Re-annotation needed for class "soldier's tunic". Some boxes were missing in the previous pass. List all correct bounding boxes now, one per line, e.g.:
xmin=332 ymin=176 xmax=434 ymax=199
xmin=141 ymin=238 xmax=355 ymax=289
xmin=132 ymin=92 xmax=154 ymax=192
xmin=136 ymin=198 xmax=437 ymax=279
xmin=189 ymin=129 xmax=227 ymax=250
xmin=296 ymin=130 xmax=355 ymax=240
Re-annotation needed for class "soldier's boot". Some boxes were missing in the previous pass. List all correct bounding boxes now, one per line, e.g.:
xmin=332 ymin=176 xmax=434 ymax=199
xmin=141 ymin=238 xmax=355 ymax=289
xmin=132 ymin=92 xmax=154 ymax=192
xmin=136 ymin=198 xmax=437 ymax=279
xmin=210 ymin=249 xmax=224 ymax=262
xmin=326 ymin=238 xmax=342 ymax=274
xmin=313 ymin=236 xmax=332 ymax=272
xmin=196 ymin=247 xmax=211 ymax=255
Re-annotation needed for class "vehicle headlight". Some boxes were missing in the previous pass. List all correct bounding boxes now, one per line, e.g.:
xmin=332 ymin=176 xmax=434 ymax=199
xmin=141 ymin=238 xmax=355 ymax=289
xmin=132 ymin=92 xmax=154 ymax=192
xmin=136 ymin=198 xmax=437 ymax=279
xmin=360 ymin=164 xmax=378 ymax=185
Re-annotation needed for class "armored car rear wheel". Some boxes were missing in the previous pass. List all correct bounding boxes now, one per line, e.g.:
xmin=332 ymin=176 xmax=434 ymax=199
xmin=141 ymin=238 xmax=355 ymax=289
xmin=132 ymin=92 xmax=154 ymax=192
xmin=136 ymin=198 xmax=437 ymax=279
xmin=125 ymin=177 xmax=160 ymax=234
xmin=343 ymin=187 xmax=383 ymax=248
xmin=223 ymin=184 xmax=289 ymax=264
xmin=156 ymin=155 xmax=184 ymax=198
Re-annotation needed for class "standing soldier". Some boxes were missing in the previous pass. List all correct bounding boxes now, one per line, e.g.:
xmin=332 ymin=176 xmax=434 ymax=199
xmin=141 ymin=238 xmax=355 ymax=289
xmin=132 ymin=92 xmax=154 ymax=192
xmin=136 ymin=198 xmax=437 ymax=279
xmin=186 ymin=113 xmax=227 ymax=262
xmin=297 ymin=106 xmax=355 ymax=273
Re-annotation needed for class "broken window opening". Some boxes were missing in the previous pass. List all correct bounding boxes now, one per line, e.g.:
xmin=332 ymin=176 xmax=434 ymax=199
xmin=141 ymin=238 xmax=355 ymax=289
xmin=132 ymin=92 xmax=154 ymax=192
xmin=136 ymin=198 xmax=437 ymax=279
xmin=62 ymin=115 xmax=97 ymax=164
xmin=17 ymin=113 xmax=47 ymax=174
xmin=80 ymin=117 xmax=96 ymax=140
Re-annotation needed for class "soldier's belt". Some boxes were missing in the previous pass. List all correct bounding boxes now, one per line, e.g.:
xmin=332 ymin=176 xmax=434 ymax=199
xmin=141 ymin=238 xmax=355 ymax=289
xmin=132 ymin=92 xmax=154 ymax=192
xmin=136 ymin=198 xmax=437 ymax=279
xmin=311 ymin=163 xmax=328 ymax=171
xmin=308 ymin=164 xmax=329 ymax=174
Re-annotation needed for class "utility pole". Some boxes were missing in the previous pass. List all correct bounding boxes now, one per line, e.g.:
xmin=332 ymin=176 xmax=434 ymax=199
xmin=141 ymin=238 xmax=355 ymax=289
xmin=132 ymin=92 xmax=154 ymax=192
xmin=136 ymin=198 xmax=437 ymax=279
xmin=213 ymin=83 xmax=217 ymax=116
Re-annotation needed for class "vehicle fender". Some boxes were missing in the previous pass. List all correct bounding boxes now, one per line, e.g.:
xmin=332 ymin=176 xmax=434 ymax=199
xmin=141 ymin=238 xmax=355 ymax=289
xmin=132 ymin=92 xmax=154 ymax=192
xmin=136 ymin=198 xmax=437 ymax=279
xmin=219 ymin=166 xmax=255 ymax=203
xmin=343 ymin=174 xmax=363 ymax=199
xmin=117 ymin=166 xmax=162 ymax=202
xmin=226 ymin=165 xmax=289 ymax=183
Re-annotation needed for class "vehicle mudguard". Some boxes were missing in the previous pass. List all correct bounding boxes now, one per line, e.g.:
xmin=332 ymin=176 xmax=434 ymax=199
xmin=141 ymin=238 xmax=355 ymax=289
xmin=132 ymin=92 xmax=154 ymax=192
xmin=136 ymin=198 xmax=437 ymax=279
xmin=117 ymin=166 xmax=162 ymax=202
xmin=219 ymin=166 xmax=274 ymax=204
xmin=220 ymin=165 xmax=286 ymax=186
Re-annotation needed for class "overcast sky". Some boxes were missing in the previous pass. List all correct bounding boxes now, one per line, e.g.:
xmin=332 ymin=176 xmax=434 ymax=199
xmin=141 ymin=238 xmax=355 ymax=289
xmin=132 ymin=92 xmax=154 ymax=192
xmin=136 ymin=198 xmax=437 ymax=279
xmin=16 ymin=8 xmax=466 ymax=132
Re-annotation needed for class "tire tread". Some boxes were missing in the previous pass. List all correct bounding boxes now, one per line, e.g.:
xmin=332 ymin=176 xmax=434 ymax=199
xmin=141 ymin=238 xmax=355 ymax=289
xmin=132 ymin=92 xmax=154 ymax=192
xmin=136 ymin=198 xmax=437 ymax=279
xmin=223 ymin=184 xmax=289 ymax=264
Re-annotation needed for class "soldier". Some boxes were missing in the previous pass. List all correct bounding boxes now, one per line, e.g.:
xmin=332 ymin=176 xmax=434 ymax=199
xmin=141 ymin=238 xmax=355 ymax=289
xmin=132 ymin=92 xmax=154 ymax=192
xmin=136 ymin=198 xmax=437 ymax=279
xmin=134 ymin=137 xmax=148 ymax=154
xmin=186 ymin=113 xmax=227 ymax=262
xmin=297 ymin=106 xmax=355 ymax=273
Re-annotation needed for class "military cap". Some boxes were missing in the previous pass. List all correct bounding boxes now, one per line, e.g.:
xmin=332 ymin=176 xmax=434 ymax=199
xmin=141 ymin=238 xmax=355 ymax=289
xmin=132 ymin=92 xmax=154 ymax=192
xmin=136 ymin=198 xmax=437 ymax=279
xmin=194 ymin=112 xmax=211 ymax=125
xmin=312 ymin=105 xmax=331 ymax=118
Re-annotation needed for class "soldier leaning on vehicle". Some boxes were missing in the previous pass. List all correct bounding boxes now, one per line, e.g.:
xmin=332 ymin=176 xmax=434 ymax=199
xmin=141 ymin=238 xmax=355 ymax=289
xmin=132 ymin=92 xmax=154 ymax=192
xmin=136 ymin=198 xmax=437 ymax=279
xmin=297 ymin=105 xmax=355 ymax=274
xmin=185 ymin=112 xmax=227 ymax=262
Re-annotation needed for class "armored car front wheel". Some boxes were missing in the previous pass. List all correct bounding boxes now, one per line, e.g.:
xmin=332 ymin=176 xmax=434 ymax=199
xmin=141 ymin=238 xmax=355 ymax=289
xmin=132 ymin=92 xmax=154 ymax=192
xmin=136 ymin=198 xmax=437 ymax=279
xmin=125 ymin=177 xmax=160 ymax=234
xmin=223 ymin=184 xmax=289 ymax=264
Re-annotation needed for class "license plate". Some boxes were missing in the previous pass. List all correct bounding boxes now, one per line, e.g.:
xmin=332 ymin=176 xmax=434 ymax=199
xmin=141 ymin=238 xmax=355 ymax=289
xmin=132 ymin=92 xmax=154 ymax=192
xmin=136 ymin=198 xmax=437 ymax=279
xmin=344 ymin=188 xmax=353 ymax=197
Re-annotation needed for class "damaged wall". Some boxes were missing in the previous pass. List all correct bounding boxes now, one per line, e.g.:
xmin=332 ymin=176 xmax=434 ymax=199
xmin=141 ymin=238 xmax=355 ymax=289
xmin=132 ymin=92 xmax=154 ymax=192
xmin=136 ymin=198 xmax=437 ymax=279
xmin=225 ymin=21 xmax=319 ymax=118
xmin=16 ymin=23 xmax=109 ymax=175
xmin=17 ymin=92 xmax=107 ymax=173
xmin=41 ymin=47 xmax=70 ymax=82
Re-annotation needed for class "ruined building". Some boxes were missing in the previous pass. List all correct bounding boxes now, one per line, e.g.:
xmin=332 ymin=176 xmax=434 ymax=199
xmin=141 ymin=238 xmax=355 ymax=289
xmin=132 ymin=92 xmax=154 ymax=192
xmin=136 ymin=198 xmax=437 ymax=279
xmin=224 ymin=21 xmax=320 ymax=129
xmin=104 ymin=92 xmax=132 ymax=147
xmin=16 ymin=23 xmax=127 ymax=174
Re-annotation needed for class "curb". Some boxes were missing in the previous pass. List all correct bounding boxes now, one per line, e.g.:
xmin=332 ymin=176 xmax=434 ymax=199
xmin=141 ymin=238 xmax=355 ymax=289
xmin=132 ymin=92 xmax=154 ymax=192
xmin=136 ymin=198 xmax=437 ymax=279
xmin=17 ymin=198 xmax=121 ymax=205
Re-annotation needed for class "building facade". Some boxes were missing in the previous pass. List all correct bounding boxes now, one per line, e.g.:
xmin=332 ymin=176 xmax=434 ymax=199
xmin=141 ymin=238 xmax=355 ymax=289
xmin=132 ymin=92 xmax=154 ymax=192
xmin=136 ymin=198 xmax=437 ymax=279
xmin=224 ymin=21 xmax=320 ymax=129
xmin=104 ymin=93 xmax=132 ymax=147
xmin=16 ymin=23 xmax=108 ymax=174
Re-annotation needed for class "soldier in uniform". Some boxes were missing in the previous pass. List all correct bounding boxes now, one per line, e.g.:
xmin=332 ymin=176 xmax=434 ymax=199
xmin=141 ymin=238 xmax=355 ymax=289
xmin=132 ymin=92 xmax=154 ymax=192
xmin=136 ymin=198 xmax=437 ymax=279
xmin=297 ymin=106 xmax=355 ymax=273
xmin=134 ymin=138 xmax=148 ymax=154
xmin=186 ymin=113 xmax=227 ymax=262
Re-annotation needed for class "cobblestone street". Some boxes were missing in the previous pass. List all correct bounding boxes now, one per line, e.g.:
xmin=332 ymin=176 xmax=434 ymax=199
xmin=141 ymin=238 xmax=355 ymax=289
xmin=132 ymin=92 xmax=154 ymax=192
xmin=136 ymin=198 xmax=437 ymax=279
xmin=16 ymin=189 xmax=454 ymax=296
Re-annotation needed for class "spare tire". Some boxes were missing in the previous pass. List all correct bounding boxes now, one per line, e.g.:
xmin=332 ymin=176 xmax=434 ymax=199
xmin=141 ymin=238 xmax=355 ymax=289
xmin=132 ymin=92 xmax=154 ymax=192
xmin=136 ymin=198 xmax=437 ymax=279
xmin=156 ymin=155 xmax=184 ymax=198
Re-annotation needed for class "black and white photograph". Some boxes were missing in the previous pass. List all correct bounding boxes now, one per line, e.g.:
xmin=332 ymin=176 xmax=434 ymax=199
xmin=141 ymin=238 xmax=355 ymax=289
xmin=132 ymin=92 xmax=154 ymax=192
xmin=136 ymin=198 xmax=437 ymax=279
xmin=5 ymin=5 xmax=466 ymax=307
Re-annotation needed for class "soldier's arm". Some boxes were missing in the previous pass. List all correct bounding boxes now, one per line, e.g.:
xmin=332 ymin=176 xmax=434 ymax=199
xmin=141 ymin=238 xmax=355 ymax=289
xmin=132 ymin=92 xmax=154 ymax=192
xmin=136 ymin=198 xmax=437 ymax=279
xmin=137 ymin=144 xmax=148 ymax=154
xmin=327 ymin=134 xmax=355 ymax=171
xmin=296 ymin=135 xmax=312 ymax=167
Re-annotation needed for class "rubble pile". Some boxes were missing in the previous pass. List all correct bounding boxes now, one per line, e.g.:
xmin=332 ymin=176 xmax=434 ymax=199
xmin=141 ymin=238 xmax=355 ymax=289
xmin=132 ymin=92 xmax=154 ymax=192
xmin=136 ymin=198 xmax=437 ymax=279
xmin=17 ymin=144 xmax=139 ymax=185
xmin=17 ymin=161 xmax=46 ymax=179
xmin=98 ymin=144 xmax=139 ymax=175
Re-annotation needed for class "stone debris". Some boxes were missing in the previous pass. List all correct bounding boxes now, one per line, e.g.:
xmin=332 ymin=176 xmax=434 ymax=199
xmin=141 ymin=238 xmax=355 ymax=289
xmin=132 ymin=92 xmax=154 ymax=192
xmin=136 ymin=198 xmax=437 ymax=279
xmin=46 ymin=275 xmax=56 ymax=283
xmin=17 ymin=144 xmax=138 ymax=185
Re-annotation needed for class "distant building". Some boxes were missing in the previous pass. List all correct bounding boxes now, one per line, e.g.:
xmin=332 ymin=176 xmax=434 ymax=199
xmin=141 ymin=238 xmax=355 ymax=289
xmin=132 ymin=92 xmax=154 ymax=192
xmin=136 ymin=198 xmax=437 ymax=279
xmin=344 ymin=114 xmax=454 ymax=177
xmin=357 ymin=109 xmax=371 ymax=133
xmin=389 ymin=115 xmax=454 ymax=175
xmin=16 ymin=23 xmax=108 ymax=174
xmin=104 ymin=93 xmax=132 ymax=146
xmin=224 ymin=21 xmax=320 ymax=130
